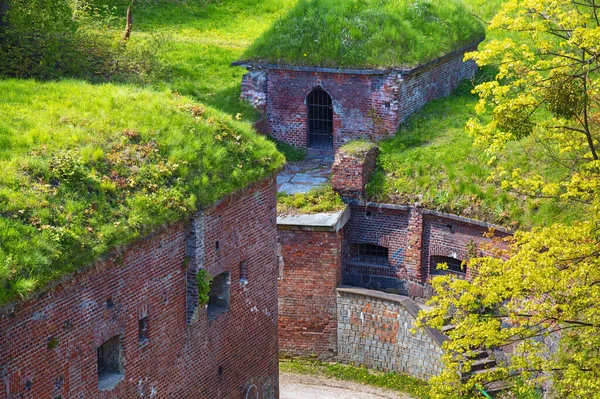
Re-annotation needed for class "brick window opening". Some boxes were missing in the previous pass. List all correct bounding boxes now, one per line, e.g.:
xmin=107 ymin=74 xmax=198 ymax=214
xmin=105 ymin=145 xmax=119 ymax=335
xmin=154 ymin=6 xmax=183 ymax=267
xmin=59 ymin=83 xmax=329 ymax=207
xmin=138 ymin=316 xmax=149 ymax=344
xmin=208 ymin=272 xmax=230 ymax=319
xmin=307 ymin=87 xmax=333 ymax=150
xmin=97 ymin=335 xmax=124 ymax=391
xmin=431 ymin=256 xmax=466 ymax=276
xmin=350 ymin=243 xmax=389 ymax=266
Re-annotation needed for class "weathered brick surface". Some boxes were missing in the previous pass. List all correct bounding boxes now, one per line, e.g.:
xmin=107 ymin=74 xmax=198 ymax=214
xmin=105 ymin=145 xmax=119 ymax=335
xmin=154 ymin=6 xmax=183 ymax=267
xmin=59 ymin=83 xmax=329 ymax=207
xmin=342 ymin=203 xmax=509 ymax=296
xmin=331 ymin=146 xmax=379 ymax=200
xmin=277 ymin=228 xmax=344 ymax=360
xmin=240 ymin=46 xmax=478 ymax=150
xmin=337 ymin=289 xmax=443 ymax=380
xmin=421 ymin=211 xmax=508 ymax=283
xmin=0 ymin=177 xmax=279 ymax=399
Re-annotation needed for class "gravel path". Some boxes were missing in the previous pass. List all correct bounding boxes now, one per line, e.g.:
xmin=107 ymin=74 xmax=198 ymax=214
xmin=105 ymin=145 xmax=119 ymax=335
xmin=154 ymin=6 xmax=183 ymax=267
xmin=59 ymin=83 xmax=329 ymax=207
xmin=280 ymin=373 xmax=416 ymax=399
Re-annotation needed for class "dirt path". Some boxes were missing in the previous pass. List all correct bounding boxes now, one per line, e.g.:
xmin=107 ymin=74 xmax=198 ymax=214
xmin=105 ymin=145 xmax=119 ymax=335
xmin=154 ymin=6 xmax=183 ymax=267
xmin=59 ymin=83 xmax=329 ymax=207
xmin=280 ymin=372 xmax=416 ymax=399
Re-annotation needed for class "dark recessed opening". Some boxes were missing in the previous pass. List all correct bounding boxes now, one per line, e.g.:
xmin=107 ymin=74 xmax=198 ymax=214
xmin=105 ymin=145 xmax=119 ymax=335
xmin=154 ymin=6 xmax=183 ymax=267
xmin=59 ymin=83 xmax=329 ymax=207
xmin=97 ymin=335 xmax=124 ymax=391
xmin=208 ymin=272 xmax=230 ymax=319
xmin=307 ymin=87 xmax=333 ymax=150
xmin=138 ymin=316 xmax=149 ymax=344
xmin=218 ymin=366 xmax=223 ymax=376
xmin=366 ymin=211 xmax=372 ymax=217
xmin=106 ymin=298 xmax=115 ymax=310
xmin=350 ymin=243 xmax=389 ymax=266
xmin=215 ymin=241 xmax=220 ymax=251
xmin=239 ymin=261 xmax=247 ymax=281
xmin=431 ymin=256 xmax=465 ymax=276
xmin=384 ymin=102 xmax=391 ymax=108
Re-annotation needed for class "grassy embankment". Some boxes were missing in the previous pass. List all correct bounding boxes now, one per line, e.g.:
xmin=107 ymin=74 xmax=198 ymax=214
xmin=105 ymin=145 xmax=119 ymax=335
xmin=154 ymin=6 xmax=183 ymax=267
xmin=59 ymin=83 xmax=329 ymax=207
xmin=0 ymin=0 xmax=297 ymax=304
xmin=365 ymin=0 xmax=586 ymax=228
xmin=0 ymin=80 xmax=283 ymax=304
xmin=243 ymin=0 xmax=484 ymax=69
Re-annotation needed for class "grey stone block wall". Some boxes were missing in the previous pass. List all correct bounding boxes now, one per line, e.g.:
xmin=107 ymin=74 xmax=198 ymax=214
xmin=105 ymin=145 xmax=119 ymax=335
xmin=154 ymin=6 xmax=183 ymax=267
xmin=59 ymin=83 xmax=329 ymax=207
xmin=336 ymin=287 xmax=444 ymax=380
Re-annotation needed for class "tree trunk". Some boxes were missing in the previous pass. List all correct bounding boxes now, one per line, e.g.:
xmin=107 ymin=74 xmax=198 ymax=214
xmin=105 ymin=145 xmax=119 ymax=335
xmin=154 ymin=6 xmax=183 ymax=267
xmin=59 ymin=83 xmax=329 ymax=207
xmin=123 ymin=2 xmax=133 ymax=41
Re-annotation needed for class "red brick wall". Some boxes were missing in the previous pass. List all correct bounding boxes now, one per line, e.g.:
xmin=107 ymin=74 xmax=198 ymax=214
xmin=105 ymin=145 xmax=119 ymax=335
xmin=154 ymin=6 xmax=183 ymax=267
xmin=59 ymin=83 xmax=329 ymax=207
xmin=342 ymin=203 xmax=510 ymax=297
xmin=421 ymin=212 xmax=508 ymax=283
xmin=277 ymin=227 xmax=344 ymax=360
xmin=240 ymin=46 xmax=478 ymax=150
xmin=331 ymin=145 xmax=379 ymax=199
xmin=0 ymin=177 xmax=279 ymax=399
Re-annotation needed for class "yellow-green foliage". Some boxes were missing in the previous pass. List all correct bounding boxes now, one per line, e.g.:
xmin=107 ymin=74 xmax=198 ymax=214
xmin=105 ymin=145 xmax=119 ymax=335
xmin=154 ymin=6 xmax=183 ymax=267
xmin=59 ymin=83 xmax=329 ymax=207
xmin=0 ymin=79 xmax=284 ymax=305
xmin=420 ymin=0 xmax=600 ymax=397
xmin=243 ymin=0 xmax=485 ymax=69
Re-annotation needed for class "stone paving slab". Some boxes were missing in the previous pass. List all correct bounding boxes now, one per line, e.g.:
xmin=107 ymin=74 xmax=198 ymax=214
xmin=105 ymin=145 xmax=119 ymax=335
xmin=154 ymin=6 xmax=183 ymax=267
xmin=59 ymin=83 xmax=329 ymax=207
xmin=277 ymin=158 xmax=332 ymax=195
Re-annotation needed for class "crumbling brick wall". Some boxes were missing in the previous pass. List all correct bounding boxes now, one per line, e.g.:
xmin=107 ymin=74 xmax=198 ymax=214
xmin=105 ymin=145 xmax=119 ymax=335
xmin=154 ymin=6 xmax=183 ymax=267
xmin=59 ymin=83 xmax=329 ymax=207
xmin=0 ymin=177 xmax=279 ymax=399
xmin=239 ymin=45 xmax=478 ymax=150
xmin=331 ymin=145 xmax=379 ymax=199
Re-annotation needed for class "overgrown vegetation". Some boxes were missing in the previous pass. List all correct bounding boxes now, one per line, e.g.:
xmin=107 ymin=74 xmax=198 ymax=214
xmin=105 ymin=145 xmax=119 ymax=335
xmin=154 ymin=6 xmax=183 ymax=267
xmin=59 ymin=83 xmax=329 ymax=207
xmin=420 ymin=0 xmax=600 ymax=397
xmin=0 ymin=79 xmax=283 ymax=305
xmin=277 ymin=185 xmax=345 ymax=215
xmin=196 ymin=269 xmax=212 ymax=306
xmin=280 ymin=359 xmax=430 ymax=399
xmin=0 ymin=0 xmax=165 ymax=82
xmin=366 ymin=77 xmax=585 ymax=228
xmin=87 ymin=0 xmax=296 ymax=117
xmin=339 ymin=139 xmax=377 ymax=156
xmin=267 ymin=136 xmax=306 ymax=162
xmin=243 ymin=0 xmax=484 ymax=69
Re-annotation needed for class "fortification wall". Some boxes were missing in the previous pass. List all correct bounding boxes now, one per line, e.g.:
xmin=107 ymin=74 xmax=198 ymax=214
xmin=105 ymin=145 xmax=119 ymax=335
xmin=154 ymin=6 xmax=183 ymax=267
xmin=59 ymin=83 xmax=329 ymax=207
xmin=337 ymin=287 xmax=445 ymax=380
xmin=276 ymin=211 xmax=349 ymax=360
xmin=239 ymin=45 xmax=478 ymax=150
xmin=0 ymin=177 xmax=279 ymax=399
xmin=344 ymin=202 xmax=510 ymax=297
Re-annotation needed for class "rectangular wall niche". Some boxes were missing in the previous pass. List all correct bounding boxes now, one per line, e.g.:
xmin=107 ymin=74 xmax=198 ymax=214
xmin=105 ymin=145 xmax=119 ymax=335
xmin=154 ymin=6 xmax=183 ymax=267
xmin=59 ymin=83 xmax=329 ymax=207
xmin=138 ymin=316 xmax=149 ymax=344
xmin=97 ymin=335 xmax=124 ymax=391
xmin=208 ymin=271 xmax=230 ymax=319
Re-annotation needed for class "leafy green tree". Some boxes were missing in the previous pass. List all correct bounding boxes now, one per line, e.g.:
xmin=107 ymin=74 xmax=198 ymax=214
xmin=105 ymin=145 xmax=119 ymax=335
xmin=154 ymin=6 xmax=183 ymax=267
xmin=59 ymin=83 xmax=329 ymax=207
xmin=419 ymin=1 xmax=600 ymax=397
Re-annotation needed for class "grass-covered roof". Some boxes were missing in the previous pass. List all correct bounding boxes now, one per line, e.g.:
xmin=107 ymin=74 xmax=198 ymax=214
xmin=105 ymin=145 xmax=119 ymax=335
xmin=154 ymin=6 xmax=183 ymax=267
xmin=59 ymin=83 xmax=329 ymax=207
xmin=0 ymin=79 xmax=284 ymax=305
xmin=242 ymin=0 xmax=485 ymax=69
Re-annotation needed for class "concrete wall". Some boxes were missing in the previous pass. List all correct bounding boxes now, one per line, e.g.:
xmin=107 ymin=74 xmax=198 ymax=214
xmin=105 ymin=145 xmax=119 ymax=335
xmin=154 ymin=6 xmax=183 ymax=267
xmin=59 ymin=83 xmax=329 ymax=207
xmin=0 ymin=177 xmax=279 ymax=399
xmin=240 ymin=45 xmax=478 ymax=151
xmin=337 ymin=287 xmax=445 ymax=380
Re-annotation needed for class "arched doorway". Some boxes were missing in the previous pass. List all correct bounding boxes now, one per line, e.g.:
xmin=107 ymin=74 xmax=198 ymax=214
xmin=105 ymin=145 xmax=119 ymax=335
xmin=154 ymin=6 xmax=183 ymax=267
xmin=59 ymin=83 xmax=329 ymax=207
xmin=307 ymin=88 xmax=333 ymax=150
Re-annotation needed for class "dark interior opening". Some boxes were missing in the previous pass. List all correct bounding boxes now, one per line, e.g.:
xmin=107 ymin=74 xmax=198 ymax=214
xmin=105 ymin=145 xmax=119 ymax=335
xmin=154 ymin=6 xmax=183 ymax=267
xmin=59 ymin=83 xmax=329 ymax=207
xmin=208 ymin=271 xmax=231 ymax=319
xmin=350 ymin=243 xmax=389 ymax=266
xmin=307 ymin=87 xmax=333 ymax=150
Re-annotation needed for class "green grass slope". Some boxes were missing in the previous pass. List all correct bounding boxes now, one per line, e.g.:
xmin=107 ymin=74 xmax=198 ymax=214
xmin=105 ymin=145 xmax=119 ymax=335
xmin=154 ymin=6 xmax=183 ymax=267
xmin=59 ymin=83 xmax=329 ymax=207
xmin=93 ymin=0 xmax=297 ymax=118
xmin=366 ymin=79 xmax=585 ymax=229
xmin=0 ymin=79 xmax=284 ymax=305
xmin=242 ymin=0 xmax=484 ymax=69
